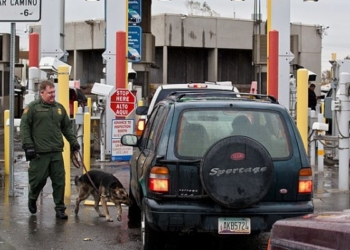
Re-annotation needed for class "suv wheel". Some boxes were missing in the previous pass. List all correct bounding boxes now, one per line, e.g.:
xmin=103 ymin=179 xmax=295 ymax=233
xmin=127 ymin=188 xmax=141 ymax=228
xmin=141 ymin=209 xmax=160 ymax=250
xmin=200 ymin=136 xmax=274 ymax=208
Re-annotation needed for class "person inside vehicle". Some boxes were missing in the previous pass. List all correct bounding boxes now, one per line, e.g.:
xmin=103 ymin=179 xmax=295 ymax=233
xmin=231 ymin=115 xmax=252 ymax=136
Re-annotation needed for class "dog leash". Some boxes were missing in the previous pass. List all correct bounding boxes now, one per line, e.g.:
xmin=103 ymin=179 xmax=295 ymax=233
xmin=71 ymin=150 xmax=101 ymax=195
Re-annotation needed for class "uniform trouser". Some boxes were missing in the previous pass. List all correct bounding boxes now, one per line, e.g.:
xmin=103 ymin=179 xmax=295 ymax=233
xmin=28 ymin=151 xmax=66 ymax=210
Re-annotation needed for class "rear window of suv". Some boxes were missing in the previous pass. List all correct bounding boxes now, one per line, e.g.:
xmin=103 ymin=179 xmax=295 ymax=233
xmin=176 ymin=109 xmax=290 ymax=159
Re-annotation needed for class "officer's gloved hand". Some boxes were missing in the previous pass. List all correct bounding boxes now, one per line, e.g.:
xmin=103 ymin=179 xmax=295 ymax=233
xmin=23 ymin=145 xmax=36 ymax=161
xmin=71 ymin=144 xmax=82 ymax=168
xmin=72 ymin=144 xmax=80 ymax=152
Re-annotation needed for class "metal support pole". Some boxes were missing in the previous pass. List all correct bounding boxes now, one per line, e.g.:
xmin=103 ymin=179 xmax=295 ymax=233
xmin=337 ymin=72 xmax=350 ymax=190
xmin=270 ymin=0 xmax=292 ymax=110
xmin=98 ymin=78 xmax=108 ymax=162
xmin=103 ymin=0 xmax=127 ymax=155
xmin=99 ymin=109 xmax=106 ymax=162
xmin=331 ymin=62 xmax=340 ymax=161
xmin=310 ymin=110 xmax=316 ymax=166
xmin=9 ymin=23 xmax=16 ymax=197
xmin=4 ymin=110 xmax=10 ymax=175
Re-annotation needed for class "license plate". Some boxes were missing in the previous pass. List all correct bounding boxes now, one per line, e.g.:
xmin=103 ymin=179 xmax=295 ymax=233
xmin=218 ymin=218 xmax=251 ymax=234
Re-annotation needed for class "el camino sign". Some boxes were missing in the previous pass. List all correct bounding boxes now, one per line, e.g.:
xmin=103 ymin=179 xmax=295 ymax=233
xmin=0 ymin=0 xmax=41 ymax=22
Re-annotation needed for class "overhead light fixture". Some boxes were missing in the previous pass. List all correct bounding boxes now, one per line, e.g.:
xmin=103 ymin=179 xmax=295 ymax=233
xmin=303 ymin=0 xmax=318 ymax=2
xmin=85 ymin=0 xmax=100 ymax=1
xmin=231 ymin=0 xmax=245 ymax=1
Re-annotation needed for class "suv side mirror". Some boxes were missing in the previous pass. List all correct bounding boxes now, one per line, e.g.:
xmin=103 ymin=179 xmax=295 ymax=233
xmin=121 ymin=134 xmax=138 ymax=146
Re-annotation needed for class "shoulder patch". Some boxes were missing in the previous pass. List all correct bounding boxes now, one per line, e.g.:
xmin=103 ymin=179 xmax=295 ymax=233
xmin=23 ymin=107 xmax=29 ymax=114
xmin=58 ymin=108 xmax=62 ymax=115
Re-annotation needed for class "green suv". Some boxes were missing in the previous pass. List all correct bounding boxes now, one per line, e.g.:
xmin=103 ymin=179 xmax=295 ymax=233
xmin=121 ymin=92 xmax=314 ymax=250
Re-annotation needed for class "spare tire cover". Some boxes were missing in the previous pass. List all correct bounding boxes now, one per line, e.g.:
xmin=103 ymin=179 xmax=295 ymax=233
xmin=200 ymin=136 xmax=273 ymax=208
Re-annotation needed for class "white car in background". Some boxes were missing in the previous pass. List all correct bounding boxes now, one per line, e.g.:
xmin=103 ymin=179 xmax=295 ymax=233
xmin=134 ymin=82 xmax=240 ymax=136
xmin=321 ymin=83 xmax=331 ymax=93
xmin=146 ymin=83 xmax=240 ymax=117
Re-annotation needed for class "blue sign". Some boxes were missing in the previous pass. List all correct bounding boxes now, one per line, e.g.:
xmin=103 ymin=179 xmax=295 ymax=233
xmin=111 ymin=155 xmax=131 ymax=162
xmin=128 ymin=26 xmax=142 ymax=62
xmin=128 ymin=0 xmax=142 ymax=24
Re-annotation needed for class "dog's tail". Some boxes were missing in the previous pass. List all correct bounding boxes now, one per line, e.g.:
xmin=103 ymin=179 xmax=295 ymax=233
xmin=74 ymin=175 xmax=80 ymax=186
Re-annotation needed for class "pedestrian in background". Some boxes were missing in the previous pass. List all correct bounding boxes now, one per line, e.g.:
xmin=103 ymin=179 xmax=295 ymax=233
xmin=308 ymin=83 xmax=318 ymax=111
xmin=20 ymin=80 xmax=80 ymax=220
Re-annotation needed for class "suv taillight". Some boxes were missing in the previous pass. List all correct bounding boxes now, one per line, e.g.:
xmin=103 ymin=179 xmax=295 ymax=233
xmin=298 ymin=168 xmax=313 ymax=194
xmin=149 ymin=166 xmax=169 ymax=193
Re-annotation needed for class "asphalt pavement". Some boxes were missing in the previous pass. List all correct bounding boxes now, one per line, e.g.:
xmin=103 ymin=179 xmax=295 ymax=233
xmin=0 ymin=129 xmax=350 ymax=249
xmin=0 ymin=129 xmax=141 ymax=250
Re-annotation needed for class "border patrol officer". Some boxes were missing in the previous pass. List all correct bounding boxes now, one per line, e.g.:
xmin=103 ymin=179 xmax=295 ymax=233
xmin=20 ymin=80 xmax=80 ymax=220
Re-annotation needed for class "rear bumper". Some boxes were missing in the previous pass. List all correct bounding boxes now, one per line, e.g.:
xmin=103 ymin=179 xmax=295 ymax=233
xmin=144 ymin=198 xmax=314 ymax=233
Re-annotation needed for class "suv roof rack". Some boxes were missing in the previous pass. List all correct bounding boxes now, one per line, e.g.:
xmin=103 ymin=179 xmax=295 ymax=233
xmin=166 ymin=91 xmax=279 ymax=104
xmin=237 ymin=93 xmax=279 ymax=103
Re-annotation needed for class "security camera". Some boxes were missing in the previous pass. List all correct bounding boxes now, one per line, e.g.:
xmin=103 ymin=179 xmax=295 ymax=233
xmin=39 ymin=57 xmax=71 ymax=75
xmin=308 ymin=70 xmax=317 ymax=82
xmin=98 ymin=96 xmax=106 ymax=105
xmin=128 ymin=62 xmax=137 ymax=80
xmin=91 ymin=82 xmax=114 ymax=96
xmin=128 ymin=71 xmax=137 ymax=80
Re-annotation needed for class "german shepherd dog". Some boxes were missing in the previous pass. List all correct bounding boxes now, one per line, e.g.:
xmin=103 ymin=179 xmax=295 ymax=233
xmin=74 ymin=170 xmax=132 ymax=222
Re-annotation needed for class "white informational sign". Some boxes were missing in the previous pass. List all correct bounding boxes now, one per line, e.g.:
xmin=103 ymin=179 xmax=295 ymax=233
xmin=111 ymin=138 xmax=133 ymax=157
xmin=0 ymin=0 xmax=42 ymax=22
xmin=111 ymin=119 xmax=134 ymax=161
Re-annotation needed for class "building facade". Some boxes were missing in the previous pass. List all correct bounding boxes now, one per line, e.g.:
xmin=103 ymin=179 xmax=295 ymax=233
xmin=29 ymin=14 xmax=322 ymax=94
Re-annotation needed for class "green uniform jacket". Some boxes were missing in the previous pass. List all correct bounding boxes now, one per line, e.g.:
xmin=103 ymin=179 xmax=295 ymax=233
xmin=20 ymin=97 xmax=78 ymax=153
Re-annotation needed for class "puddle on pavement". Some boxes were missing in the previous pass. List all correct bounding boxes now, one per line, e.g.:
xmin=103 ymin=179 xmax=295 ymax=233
xmin=0 ymin=169 xmax=29 ymax=197
xmin=322 ymin=169 xmax=338 ymax=189
xmin=313 ymin=167 xmax=339 ymax=192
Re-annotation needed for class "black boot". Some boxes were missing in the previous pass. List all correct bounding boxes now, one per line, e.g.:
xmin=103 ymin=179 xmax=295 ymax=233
xmin=55 ymin=209 xmax=68 ymax=220
xmin=28 ymin=199 xmax=37 ymax=214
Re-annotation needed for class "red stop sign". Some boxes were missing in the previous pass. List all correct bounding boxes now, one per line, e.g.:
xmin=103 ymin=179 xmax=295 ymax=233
xmin=110 ymin=88 xmax=136 ymax=117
